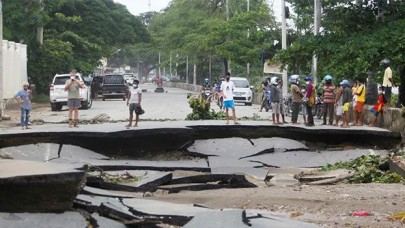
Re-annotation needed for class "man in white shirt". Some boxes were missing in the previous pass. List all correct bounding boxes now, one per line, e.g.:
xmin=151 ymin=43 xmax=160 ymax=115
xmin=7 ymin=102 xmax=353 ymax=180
xmin=381 ymin=59 xmax=395 ymax=106
xmin=220 ymin=72 xmax=240 ymax=125
xmin=126 ymin=79 xmax=143 ymax=128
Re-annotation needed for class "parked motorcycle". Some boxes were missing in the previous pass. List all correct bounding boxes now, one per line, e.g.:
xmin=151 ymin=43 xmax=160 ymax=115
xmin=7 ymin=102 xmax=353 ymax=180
xmin=264 ymin=90 xmax=271 ymax=112
xmin=314 ymin=94 xmax=323 ymax=119
xmin=283 ymin=93 xmax=292 ymax=116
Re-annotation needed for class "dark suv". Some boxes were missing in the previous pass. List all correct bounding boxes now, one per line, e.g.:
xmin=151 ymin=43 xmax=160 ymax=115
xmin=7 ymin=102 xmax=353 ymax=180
xmin=101 ymin=74 xmax=128 ymax=101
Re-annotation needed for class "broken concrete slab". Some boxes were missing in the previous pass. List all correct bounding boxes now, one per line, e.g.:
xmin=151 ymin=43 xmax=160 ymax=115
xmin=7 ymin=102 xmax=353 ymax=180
xmin=159 ymin=174 xmax=256 ymax=193
xmin=246 ymin=210 xmax=318 ymax=228
xmin=91 ymin=213 xmax=127 ymax=228
xmin=0 ymin=212 xmax=87 ymax=228
xmin=389 ymin=158 xmax=405 ymax=179
xmin=208 ymin=156 xmax=269 ymax=180
xmin=90 ymin=159 xmax=210 ymax=172
xmin=81 ymin=186 xmax=134 ymax=198
xmin=0 ymin=160 xmax=86 ymax=213
xmin=87 ymin=170 xmax=172 ymax=192
xmin=187 ymin=137 xmax=308 ymax=159
xmin=122 ymin=198 xmax=214 ymax=226
xmin=0 ymin=143 xmax=109 ymax=164
xmin=267 ymin=174 xmax=300 ymax=187
xmin=245 ymin=149 xmax=388 ymax=168
xmin=183 ymin=209 xmax=248 ymax=228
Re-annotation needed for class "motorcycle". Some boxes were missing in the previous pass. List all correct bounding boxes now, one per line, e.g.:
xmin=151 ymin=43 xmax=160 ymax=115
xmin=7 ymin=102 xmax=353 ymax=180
xmin=314 ymin=95 xmax=323 ymax=119
xmin=283 ymin=93 xmax=293 ymax=116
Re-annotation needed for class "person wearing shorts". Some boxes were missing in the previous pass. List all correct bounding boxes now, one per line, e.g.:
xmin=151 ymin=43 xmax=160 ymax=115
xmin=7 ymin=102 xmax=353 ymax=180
xmin=333 ymin=85 xmax=343 ymax=127
xmin=65 ymin=70 xmax=84 ymax=128
xmin=340 ymin=80 xmax=352 ymax=128
xmin=126 ymin=79 xmax=142 ymax=128
xmin=354 ymin=78 xmax=366 ymax=126
xmin=220 ymin=72 xmax=239 ymax=125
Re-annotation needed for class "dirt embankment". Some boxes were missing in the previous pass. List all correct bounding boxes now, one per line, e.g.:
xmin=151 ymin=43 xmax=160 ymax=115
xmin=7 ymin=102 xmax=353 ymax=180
xmin=155 ymin=183 xmax=405 ymax=227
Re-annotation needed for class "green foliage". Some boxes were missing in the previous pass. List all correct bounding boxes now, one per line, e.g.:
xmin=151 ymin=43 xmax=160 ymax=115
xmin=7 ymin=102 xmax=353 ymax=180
xmin=32 ymin=94 xmax=50 ymax=104
xmin=322 ymin=155 xmax=405 ymax=184
xmin=3 ymin=0 xmax=150 ymax=94
xmin=390 ymin=94 xmax=398 ymax=107
xmin=276 ymin=1 xmax=405 ymax=84
xmin=185 ymin=95 xmax=225 ymax=120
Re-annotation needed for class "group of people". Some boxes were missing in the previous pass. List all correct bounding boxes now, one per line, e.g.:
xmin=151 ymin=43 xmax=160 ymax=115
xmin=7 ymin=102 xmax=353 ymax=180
xmin=285 ymin=58 xmax=395 ymax=127
xmin=12 ymin=58 xmax=395 ymax=130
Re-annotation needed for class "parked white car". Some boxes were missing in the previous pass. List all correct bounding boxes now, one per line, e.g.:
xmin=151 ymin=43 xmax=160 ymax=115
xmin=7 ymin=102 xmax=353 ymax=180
xmin=231 ymin=77 xmax=253 ymax=106
xmin=49 ymin=73 xmax=92 ymax=111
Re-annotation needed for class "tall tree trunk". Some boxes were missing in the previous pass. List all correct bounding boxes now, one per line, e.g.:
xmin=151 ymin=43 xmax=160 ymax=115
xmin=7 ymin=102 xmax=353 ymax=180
xmin=399 ymin=65 xmax=405 ymax=106
xmin=223 ymin=58 xmax=228 ymax=74
xmin=366 ymin=71 xmax=378 ymax=105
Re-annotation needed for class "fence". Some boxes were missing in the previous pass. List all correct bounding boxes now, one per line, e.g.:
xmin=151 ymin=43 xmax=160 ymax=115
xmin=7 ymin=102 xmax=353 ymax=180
xmin=0 ymin=40 xmax=28 ymax=116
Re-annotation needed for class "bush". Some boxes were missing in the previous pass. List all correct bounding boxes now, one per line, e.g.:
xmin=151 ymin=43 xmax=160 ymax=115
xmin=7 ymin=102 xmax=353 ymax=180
xmin=185 ymin=95 xmax=225 ymax=120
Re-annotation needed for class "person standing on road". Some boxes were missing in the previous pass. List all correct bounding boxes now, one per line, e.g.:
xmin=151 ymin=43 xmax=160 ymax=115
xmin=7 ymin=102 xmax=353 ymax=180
xmin=14 ymin=81 xmax=32 ymax=130
xmin=304 ymin=76 xmax=315 ymax=126
xmin=270 ymin=77 xmax=282 ymax=125
xmin=259 ymin=77 xmax=270 ymax=112
xmin=353 ymin=78 xmax=366 ymax=126
xmin=341 ymin=80 xmax=352 ymax=128
xmin=333 ymin=83 xmax=344 ymax=127
xmin=381 ymin=59 xmax=395 ymax=107
xmin=126 ymin=79 xmax=143 ymax=128
xmin=220 ymin=72 xmax=240 ymax=125
xmin=278 ymin=79 xmax=288 ymax=124
xmin=322 ymin=75 xmax=335 ymax=125
xmin=289 ymin=75 xmax=303 ymax=124
xmin=65 ymin=69 xmax=84 ymax=128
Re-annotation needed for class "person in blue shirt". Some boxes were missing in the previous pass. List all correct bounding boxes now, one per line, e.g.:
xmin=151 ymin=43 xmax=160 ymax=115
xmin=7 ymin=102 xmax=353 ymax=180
xmin=14 ymin=81 xmax=32 ymax=130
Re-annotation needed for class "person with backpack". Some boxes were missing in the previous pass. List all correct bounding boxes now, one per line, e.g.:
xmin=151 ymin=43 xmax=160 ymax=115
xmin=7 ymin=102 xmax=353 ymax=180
xmin=270 ymin=77 xmax=282 ymax=125
xmin=259 ymin=78 xmax=271 ymax=112
xmin=303 ymin=76 xmax=315 ymax=126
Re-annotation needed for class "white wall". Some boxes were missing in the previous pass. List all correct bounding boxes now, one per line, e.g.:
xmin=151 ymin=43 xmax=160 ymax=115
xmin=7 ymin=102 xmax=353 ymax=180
xmin=1 ymin=40 xmax=28 ymax=100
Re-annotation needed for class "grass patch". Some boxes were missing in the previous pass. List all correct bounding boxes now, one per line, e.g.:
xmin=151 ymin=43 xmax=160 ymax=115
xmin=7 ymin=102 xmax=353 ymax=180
xmin=32 ymin=94 xmax=49 ymax=104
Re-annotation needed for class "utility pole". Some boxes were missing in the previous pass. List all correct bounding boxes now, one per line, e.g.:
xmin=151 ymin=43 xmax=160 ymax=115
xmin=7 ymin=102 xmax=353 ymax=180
xmin=312 ymin=0 xmax=321 ymax=85
xmin=0 ymin=0 xmax=3 ymax=117
xmin=226 ymin=0 xmax=231 ymax=73
xmin=169 ymin=51 xmax=172 ymax=77
xmin=281 ymin=0 xmax=288 ymax=95
xmin=37 ymin=0 xmax=44 ymax=45
xmin=186 ymin=56 xmax=189 ymax=83
xmin=247 ymin=0 xmax=250 ymax=78
xmin=158 ymin=52 xmax=161 ymax=76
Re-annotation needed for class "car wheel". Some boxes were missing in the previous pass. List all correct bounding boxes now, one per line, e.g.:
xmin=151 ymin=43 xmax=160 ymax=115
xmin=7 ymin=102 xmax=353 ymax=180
xmin=82 ymin=96 xmax=92 ymax=110
xmin=56 ymin=103 xmax=63 ymax=111
xmin=50 ymin=103 xmax=57 ymax=111
xmin=245 ymin=102 xmax=252 ymax=106
xmin=102 ymin=96 xmax=106 ymax=101
xmin=123 ymin=96 xmax=126 ymax=101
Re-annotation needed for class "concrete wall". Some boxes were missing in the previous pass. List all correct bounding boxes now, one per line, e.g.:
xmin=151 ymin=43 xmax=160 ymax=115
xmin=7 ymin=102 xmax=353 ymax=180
xmin=363 ymin=106 xmax=405 ymax=136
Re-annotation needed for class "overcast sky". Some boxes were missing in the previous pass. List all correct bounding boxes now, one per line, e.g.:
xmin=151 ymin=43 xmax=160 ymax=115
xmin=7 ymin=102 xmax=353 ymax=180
xmin=115 ymin=0 xmax=283 ymax=21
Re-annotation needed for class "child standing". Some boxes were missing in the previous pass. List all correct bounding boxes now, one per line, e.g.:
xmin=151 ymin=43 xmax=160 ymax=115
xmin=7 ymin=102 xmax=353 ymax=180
xmin=340 ymin=80 xmax=352 ymax=128
xmin=368 ymin=87 xmax=386 ymax=127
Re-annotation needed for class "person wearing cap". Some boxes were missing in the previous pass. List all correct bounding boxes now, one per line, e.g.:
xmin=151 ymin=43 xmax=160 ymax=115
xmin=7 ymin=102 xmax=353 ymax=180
xmin=304 ymin=76 xmax=315 ymax=126
xmin=126 ymin=79 xmax=143 ymax=128
xmin=14 ymin=81 xmax=32 ymax=130
xmin=381 ymin=59 xmax=394 ymax=106
xmin=322 ymin=75 xmax=335 ymax=125
xmin=341 ymin=80 xmax=352 ymax=128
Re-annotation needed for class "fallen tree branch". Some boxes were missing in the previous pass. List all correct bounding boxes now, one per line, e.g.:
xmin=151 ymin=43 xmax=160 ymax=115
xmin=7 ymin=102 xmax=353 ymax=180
xmin=307 ymin=173 xmax=354 ymax=185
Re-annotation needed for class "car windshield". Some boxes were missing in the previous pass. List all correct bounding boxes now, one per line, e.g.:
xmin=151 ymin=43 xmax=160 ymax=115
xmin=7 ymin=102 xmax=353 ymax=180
xmin=53 ymin=76 xmax=79 ymax=85
xmin=232 ymin=79 xmax=249 ymax=88
xmin=103 ymin=75 xmax=125 ymax=84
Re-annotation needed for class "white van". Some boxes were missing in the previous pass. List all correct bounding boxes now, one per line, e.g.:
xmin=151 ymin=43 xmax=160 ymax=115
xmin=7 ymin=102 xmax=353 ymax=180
xmin=230 ymin=77 xmax=253 ymax=106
